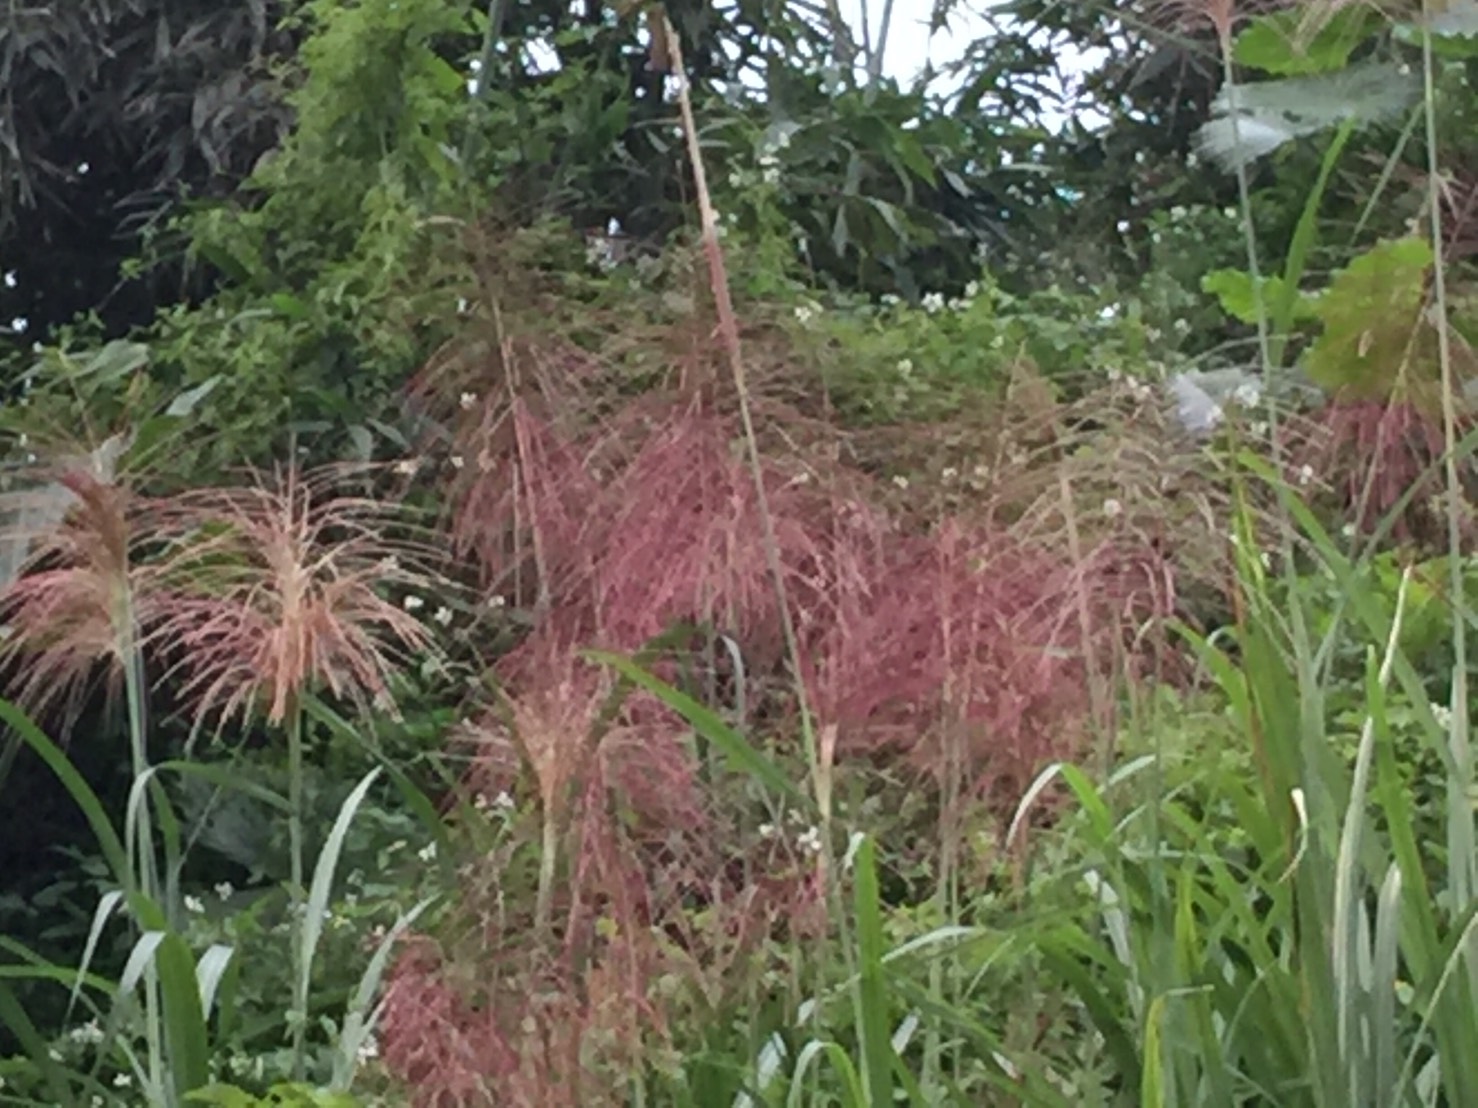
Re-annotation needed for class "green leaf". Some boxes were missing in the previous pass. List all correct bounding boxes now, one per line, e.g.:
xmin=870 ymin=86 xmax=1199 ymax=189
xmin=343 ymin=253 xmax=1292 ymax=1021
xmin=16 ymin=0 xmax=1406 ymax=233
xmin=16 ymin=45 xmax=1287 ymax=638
xmin=1234 ymin=8 xmax=1378 ymax=75
xmin=167 ymin=376 xmax=223 ymax=417
xmin=1202 ymin=269 xmax=1318 ymax=326
xmin=270 ymin=293 xmax=310 ymax=320
xmin=1306 ymin=236 xmax=1435 ymax=397
xmin=889 ymin=132 xmax=937 ymax=186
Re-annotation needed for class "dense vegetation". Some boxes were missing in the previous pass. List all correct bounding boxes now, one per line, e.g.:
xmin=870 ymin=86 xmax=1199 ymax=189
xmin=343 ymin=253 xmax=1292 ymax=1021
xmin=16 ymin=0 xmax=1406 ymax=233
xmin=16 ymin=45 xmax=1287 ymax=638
xmin=2 ymin=1 xmax=1477 ymax=1105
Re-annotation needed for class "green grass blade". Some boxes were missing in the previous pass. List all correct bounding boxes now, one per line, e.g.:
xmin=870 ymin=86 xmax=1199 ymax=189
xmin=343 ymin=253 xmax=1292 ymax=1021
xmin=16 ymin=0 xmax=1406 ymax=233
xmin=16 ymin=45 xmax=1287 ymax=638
xmin=68 ymin=888 xmax=125 ymax=1020
xmin=331 ymin=896 xmax=435 ymax=1091
xmin=850 ymin=835 xmax=893 ymax=1107
xmin=298 ymin=766 xmax=383 ymax=1067
xmin=1141 ymin=993 xmax=1166 ymax=1108
xmin=194 ymin=944 xmax=235 ymax=1024
xmin=118 ymin=929 xmax=212 ymax=1101
xmin=787 ymin=1041 xmax=866 ymax=1108
xmin=0 ymin=698 xmax=132 ymax=893
xmin=1373 ymin=864 xmax=1402 ymax=1105
xmin=587 ymin=649 xmax=806 ymax=806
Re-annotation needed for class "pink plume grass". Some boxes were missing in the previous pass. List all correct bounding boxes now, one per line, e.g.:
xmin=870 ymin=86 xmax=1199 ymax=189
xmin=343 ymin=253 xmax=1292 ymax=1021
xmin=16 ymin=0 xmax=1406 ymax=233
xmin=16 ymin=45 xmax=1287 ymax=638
xmin=0 ymin=468 xmax=156 ymax=729
xmin=147 ymin=463 xmax=440 ymax=728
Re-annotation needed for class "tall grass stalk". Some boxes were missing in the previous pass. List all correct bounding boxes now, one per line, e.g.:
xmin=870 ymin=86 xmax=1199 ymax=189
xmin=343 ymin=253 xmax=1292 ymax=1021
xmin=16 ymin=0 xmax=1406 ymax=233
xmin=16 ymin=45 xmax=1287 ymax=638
xmin=1012 ymin=464 xmax=1478 ymax=1104
xmin=662 ymin=10 xmax=853 ymax=1040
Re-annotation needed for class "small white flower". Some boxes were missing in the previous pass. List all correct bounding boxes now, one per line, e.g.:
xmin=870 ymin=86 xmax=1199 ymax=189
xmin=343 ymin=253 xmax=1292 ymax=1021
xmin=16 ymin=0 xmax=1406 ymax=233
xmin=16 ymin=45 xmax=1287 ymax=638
xmin=416 ymin=842 xmax=437 ymax=863
xmin=963 ymin=280 xmax=980 ymax=299
xmin=921 ymin=291 xmax=945 ymax=313
xmin=892 ymin=474 xmax=909 ymax=490
xmin=1296 ymin=464 xmax=1314 ymax=487
xmin=941 ymin=466 xmax=958 ymax=482
xmin=1102 ymin=498 xmax=1123 ymax=519
xmin=449 ymin=454 xmax=464 ymax=469
xmin=1431 ymin=702 xmax=1454 ymax=730
xmin=433 ymin=606 xmax=454 ymax=627
xmin=880 ymin=293 xmax=901 ymax=307
xmin=759 ymin=822 xmax=776 ymax=839
xmin=896 ymin=358 xmax=913 ymax=375
xmin=459 ymin=391 xmax=478 ymax=411
xmin=69 ymin=1020 xmax=104 ymax=1045
xmin=214 ymin=882 xmax=234 ymax=901
xmin=1232 ymin=382 xmax=1262 ymax=408
xmin=796 ymin=826 xmax=823 ymax=854
xmin=184 ymin=895 xmax=204 ymax=914
xmin=488 ymin=593 xmax=506 ymax=609
xmin=494 ymin=790 xmax=515 ymax=812
xmin=357 ymin=1035 xmax=380 ymax=1064
xmin=456 ymin=297 xmax=470 ymax=315
xmin=113 ymin=1074 xmax=132 ymax=1088
xmin=403 ymin=594 xmax=424 ymax=611
xmin=1340 ymin=523 xmax=1356 ymax=539
xmin=393 ymin=458 xmax=420 ymax=476
xmin=794 ymin=303 xmax=816 ymax=324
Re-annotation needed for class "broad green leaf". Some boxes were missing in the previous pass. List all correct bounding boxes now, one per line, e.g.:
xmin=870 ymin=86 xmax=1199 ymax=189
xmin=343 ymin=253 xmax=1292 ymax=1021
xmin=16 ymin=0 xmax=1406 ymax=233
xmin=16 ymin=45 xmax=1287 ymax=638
xmin=1202 ymin=269 xmax=1318 ymax=327
xmin=1306 ymin=237 xmax=1439 ymax=398
xmin=1234 ymin=8 xmax=1378 ymax=75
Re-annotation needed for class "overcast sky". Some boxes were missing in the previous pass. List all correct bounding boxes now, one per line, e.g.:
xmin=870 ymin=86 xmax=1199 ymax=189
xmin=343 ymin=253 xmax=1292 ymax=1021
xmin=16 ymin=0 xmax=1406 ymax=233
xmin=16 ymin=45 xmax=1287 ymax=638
xmin=843 ymin=0 xmax=986 ymax=81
